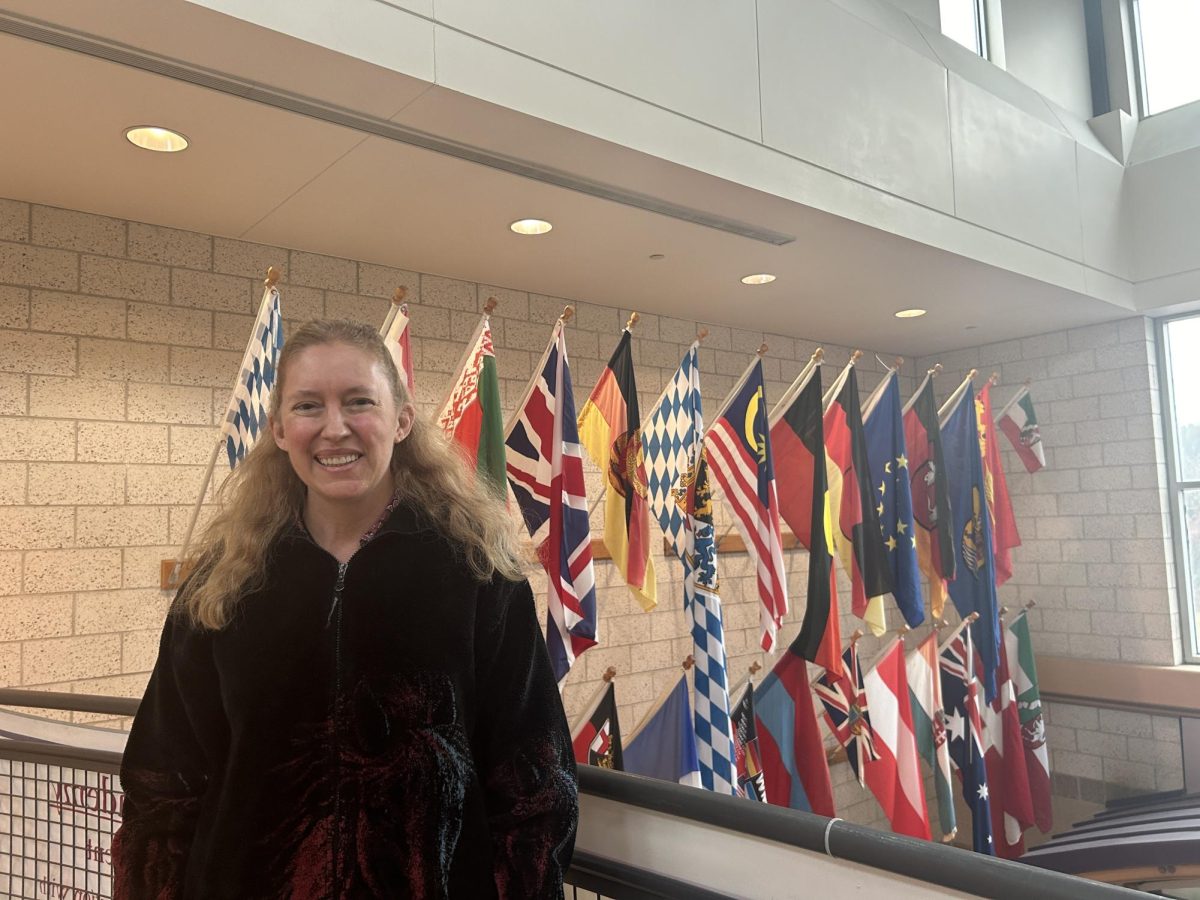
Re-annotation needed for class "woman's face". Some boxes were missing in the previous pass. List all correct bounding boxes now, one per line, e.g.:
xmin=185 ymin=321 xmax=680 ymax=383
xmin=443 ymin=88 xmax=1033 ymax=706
xmin=270 ymin=342 xmax=414 ymax=513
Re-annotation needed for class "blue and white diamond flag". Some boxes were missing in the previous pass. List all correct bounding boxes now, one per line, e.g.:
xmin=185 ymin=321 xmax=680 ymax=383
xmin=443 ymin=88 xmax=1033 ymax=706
xmin=643 ymin=343 xmax=737 ymax=795
xmin=221 ymin=285 xmax=283 ymax=469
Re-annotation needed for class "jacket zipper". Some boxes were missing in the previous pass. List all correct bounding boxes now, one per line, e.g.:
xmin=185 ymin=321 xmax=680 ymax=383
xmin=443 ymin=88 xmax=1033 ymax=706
xmin=331 ymin=560 xmax=347 ymax=890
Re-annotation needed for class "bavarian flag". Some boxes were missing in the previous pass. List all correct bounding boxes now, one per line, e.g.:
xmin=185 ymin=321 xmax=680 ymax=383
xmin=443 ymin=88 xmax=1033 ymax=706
xmin=578 ymin=330 xmax=657 ymax=610
xmin=437 ymin=315 xmax=505 ymax=496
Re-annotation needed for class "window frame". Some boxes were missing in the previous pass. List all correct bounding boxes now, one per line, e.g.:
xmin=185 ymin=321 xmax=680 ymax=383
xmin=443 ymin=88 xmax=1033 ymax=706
xmin=1155 ymin=311 xmax=1200 ymax=665
xmin=940 ymin=0 xmax=989 ymax=59
xmin=1130 ymin=0 xmax=1200 ymax=118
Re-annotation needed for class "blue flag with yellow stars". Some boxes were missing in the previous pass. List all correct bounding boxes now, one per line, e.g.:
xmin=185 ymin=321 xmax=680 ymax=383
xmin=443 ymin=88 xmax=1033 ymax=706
xmin=863 ymin=371 xmax=924 ymax=628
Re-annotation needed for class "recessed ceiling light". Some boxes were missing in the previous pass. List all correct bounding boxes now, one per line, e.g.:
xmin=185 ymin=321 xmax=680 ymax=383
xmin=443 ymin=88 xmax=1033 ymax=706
xmin=510 ymin=218 xmax=552 ymax=235
xmin=124 ymin=126 xmax=189 ymax=153
xmin=741 ymin=273 xmax=776 ymax=285
xmin=649 ymin=253 xmax=665 ymax=260
xmin=894 ymin=308 xmax=927 ymax=318
xmin=964 ymin=324 xmax=978 ymax=330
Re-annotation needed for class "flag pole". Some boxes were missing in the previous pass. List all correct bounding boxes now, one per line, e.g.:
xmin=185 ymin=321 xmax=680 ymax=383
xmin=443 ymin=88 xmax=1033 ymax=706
xmin=937 ymin=611 xmax=980 ymax=655
xmin=504 ymin=307 xmax=572 ymax=438
xmin=994 ymin=380 xmax=1032 ymax=422
xmin=167 ymin=266 xmax=281 ymax=589
xmin=705 ymin=342 xmax=769 ymax=437
xmin=861 ymin=357 xmax=904 ymax=422
xmin=727 ymin=661 xmax=762 ymax=704
xmin=902 ymin=363 xmax=942 ymax=414
xmin=768 ymin=346 xmax=824 ymax=425
xmin=586 ymin=312 xmax=642 ymax=516
xmin=569 ymin=666 xmax=617 ymax=735
xmin=937 ymin=369 xmax=978 ymax=424
xmin=379 ymin=286 xmax=408 ymax=337
xmin=628 ymin=655 xmax=694 ymax=740
xmin=437 ymin=296 xmax=496 ymax=423
xmin=643 ymin=329 xmax=708 ymax=429
xmin=822 ymin=350 xmax=862 ymax=411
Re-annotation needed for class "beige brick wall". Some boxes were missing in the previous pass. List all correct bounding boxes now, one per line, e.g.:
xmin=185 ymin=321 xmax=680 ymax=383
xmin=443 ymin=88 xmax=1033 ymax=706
xmin=0 ymin=197 xmax=1188 ymax=835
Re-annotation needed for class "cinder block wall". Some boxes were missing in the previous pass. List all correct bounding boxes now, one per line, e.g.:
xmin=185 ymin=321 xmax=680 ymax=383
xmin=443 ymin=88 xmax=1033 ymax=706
xmin=0 ymin=196 xmax=1185 ymax=834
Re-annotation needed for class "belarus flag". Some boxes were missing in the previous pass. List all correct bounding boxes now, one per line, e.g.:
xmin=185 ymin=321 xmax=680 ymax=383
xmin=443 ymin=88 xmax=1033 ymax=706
xmin=437 ymin=317 xmax=506 ymax=497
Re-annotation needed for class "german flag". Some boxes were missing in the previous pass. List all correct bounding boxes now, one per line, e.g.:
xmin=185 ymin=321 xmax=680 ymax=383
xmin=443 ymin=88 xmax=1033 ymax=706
xmin=769 ymin=366 xmax=842 ymax=677
xmin=824 ymin=367 xmax=893 ymax=635
xmin=578 ymin=330 xmax=657 ymax=610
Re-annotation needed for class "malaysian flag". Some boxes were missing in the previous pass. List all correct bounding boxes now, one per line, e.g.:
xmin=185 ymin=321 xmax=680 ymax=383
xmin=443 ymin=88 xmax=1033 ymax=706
xmin=221 ymin=284 xmax=283 ymax=469
xmin=705 ymin=360 xmax=788 ymax=651
xmin=644 ymin=343 xmax=737 ymax=795
xmin=814 ymin=642 xmax=880 ymax=786
xmin=505 ymin=319 xmax=598 ymax=683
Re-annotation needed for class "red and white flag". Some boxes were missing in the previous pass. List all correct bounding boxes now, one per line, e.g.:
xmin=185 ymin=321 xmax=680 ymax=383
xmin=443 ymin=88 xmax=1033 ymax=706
xmin=979 ymin=630 xmax=1036 ymax=858
xmin=381 ymin=302 xmax=415 ymax=395
xmin=863 ymin=640 xmax=931 ymax=840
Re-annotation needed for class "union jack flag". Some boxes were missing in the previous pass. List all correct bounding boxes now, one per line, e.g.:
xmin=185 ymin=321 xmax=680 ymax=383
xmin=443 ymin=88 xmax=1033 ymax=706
xmin=705 ymin=360 xmax=788 ymax=651
xmin=814 ymin=642 xmax=880 ymax=786
xmin=221 ymin=285 xmax=283 ymax=469
xmin=505 ymin=319 xmax=598 ymax=683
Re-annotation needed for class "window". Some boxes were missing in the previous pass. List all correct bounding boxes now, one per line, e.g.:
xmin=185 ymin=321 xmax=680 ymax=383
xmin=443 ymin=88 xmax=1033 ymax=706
xmin=1133 ymin=0 xmax=1200 ymax=115
xmin=940 ymin=0 xmax=987 ymax=57
xmin=1159 ymin=313 xmax=1200 ymax=663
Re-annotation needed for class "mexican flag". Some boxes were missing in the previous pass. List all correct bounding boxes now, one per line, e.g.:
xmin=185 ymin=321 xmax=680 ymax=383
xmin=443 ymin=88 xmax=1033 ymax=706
xmin=1007 ymin=613 xmax=1053 ymax=833
xmin=997 ymin=387 xmax=1045 ymax=473
xmin=437 ymin=317 xmax=506 ymax=496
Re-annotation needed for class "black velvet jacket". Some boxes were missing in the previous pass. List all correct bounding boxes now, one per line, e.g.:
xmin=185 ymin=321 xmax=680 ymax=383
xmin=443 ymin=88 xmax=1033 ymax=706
xmin=113 ymin=505 xmax=578 ymax=899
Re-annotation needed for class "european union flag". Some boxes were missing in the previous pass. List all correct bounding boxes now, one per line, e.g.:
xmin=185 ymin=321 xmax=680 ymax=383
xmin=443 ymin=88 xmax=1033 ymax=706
xmin=941 ymin=382 xmax=1000 ymax=701
xmin=863 ymin=371 xmax=924 ymax=628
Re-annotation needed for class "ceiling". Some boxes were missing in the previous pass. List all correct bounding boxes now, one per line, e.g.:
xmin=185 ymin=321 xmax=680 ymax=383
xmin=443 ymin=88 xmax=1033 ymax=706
xmin=0 ymin=1 xmax=1134 ymax=356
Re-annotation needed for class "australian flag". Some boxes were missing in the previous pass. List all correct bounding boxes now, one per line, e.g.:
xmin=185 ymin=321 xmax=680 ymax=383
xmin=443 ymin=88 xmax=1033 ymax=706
xmin=505 ymin=320 xmax=598 ymax=683
xmin=941 ymin=632 xmax=995 ymax=854
xmin=863 ymin=371 xmax=924 ymax=627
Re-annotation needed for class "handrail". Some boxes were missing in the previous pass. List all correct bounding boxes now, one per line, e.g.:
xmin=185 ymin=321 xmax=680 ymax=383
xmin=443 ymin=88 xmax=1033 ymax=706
xmin=567 ymin=850 xmax=732 ymax=900
xmin=0 ymin=687 xmax=139 ymax=717
xmin=578 ymin=767 xmax=1146 ymax=900
xmin=0 ymin=738 xmax=123 ymax=773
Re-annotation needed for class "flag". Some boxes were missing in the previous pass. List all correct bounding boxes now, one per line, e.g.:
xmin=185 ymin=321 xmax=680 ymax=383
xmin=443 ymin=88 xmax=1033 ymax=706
xmin=942 ymin=382 xmax=1000 ymax=701
xmin=706 ymin=361 xmax=788 ymax=651
xmin=754 ymin=648 xmax=835 ymax=817
xmin=505 ymin=321 xmax=598 ymax=683
xmin=644 ymin=344 xmax=736 ymax=795
xmin=903 ymin=375 xmax=955 ymax=619
xmin=906 ymin=633 xmax=956 ymax=840
xmin=731 ymin=681 xmax=768 ymax=802
xmin=770 ymin=367 xmax=843 ymax=676
xmin=623 ymin=674 xmax=701 ymax=787
xmin=813 ymin=643 xmax=878 ymax=787
xmin=863 ymin=371 xmax=924 ymax=628
xmin=1007 ymin=613 xmax=1052 ymax=832
xmin=863 ymin=640 xmax=932 ymax=840
xmin=381 ymin=302 xmax=414 ymax=396
xmin=997 ymin=387 xmax=1046 ymax=473
xmin=571 ymin=680 xmax=623 ymax=770
xmin=980 ymin=625 xmax=1035 ymax=859
xmin=222 ymin=284 xmax=283 ymax=469
xmin=941 ymin=632 xmax=994 ymax=854
xmin=578 ymin=330 xmax=657 ymax=610
xmin=825 ymin=367 xmax=893 ymax=635
xmin=977 ymin=383 xmax=1021 ymax=585
xmin=437 ymin=316 xmax=505 ymax=496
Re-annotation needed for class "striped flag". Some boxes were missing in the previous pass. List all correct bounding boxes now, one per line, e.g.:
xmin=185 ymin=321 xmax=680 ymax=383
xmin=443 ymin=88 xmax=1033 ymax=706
xmin=578 ymin=330 xmax=657 ymax=610
xmin=505 ymin=320 xmax=598 ymax=683
xmin=997 ymin=386 xmax=1045 ymax=473
xmin=906 ymin=632 xmax=957 ymax=840
xmin=814 ymin=642 xmax=879 ymax=786
xmin=706 ymin=360 xmax=789 ymax=651
xmin=1007 ymin=613 xmax=1053 ymax=833
xmin=221 ymin=284 xmax=283 ymax=469
xmin=863 ymin=639 xmax=932 ymax=840
xmin=437 ymin=315 xmax=506 ymax=497
xmin=380 ymin=301 xmax=414 ymax=395
xmin=644 ymin=343 xmax=737 ymax=796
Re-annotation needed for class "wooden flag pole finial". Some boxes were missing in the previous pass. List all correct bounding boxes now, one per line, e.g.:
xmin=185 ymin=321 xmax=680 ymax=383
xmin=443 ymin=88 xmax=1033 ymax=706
xmin=849 ymin=628 xmax=864 ymax=644
xmin=1000 ymin=605 xmax=1010 ymax=618
xmin=625 ymin=311 xmax=640 ymax=331
xmin=561 ymin=305 xmax=575 ymax=323
xmin=966 ymin=611 xmax=981 ymax=624
xmin=682 ymin=654 xmax=696 ymax=670
xmin=756 ymin=342 xmax=769 ymax=357
xmin=850 ymin=349 xmax=864 ymax=364
xmin=893 ymin=356 xmax=905 ymax=370
xmin=602 ymin=666 xmax=617 ymax=682
xmin=483 ymin=295 xmax=498 ymax=315
xmin=895 ymin=623 xmax=912 ymax=636
xmin=989 ymin=371 xmax=1000 ymax=386
xmin=1025 ymin=599 xmax=1037 ymax=610
xmin=264 ymin=266 xmax=281 ymax=288
xmin=967 ymin=368 xmax=979 ymax=381
xmin=1024 ymin=377 xmax=1032 ymax=387
xmin=934 ymin=618 xmax=949 ymax=629
xmin=748 ymin=661 xmax=763 ymax=676
xmin=812 ymin=347 xmax=824 ymax=362
xmin=391 ymin=286 xmax=408 ymax=307
xmin=696 ymin=327 xmax=709 ymax=343
xmin=929 ymin=363 xmax=943 ymax=377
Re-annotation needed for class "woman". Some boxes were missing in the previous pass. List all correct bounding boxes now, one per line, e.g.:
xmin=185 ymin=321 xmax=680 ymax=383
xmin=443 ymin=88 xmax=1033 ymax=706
xmin=113 ymin=319 xmax=578 ymax=899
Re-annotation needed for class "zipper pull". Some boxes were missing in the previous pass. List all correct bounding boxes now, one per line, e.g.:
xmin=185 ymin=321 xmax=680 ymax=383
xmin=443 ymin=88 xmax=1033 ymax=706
xmin=327 ymin=562 xmax=348 ymax=627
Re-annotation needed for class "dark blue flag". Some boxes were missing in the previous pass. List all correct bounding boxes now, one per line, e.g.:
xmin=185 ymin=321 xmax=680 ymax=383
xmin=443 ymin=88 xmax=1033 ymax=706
xmin=940 ymin=383 xmax=1000 ymax=701
xmin=863 ymin=371 xmax=924 ymax=628
xmin=940 ymin=633 xmax=995 ymax=855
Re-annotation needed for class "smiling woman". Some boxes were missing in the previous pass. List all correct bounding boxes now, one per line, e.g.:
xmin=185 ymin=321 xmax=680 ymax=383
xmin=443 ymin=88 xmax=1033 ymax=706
xmin=111 ymin=319 xmax=579 ymax=899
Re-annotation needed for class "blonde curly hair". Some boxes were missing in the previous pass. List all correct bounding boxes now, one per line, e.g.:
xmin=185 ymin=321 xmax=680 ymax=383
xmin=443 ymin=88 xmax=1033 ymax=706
xmin=182 ymin=318 xmax=528 ymax=629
